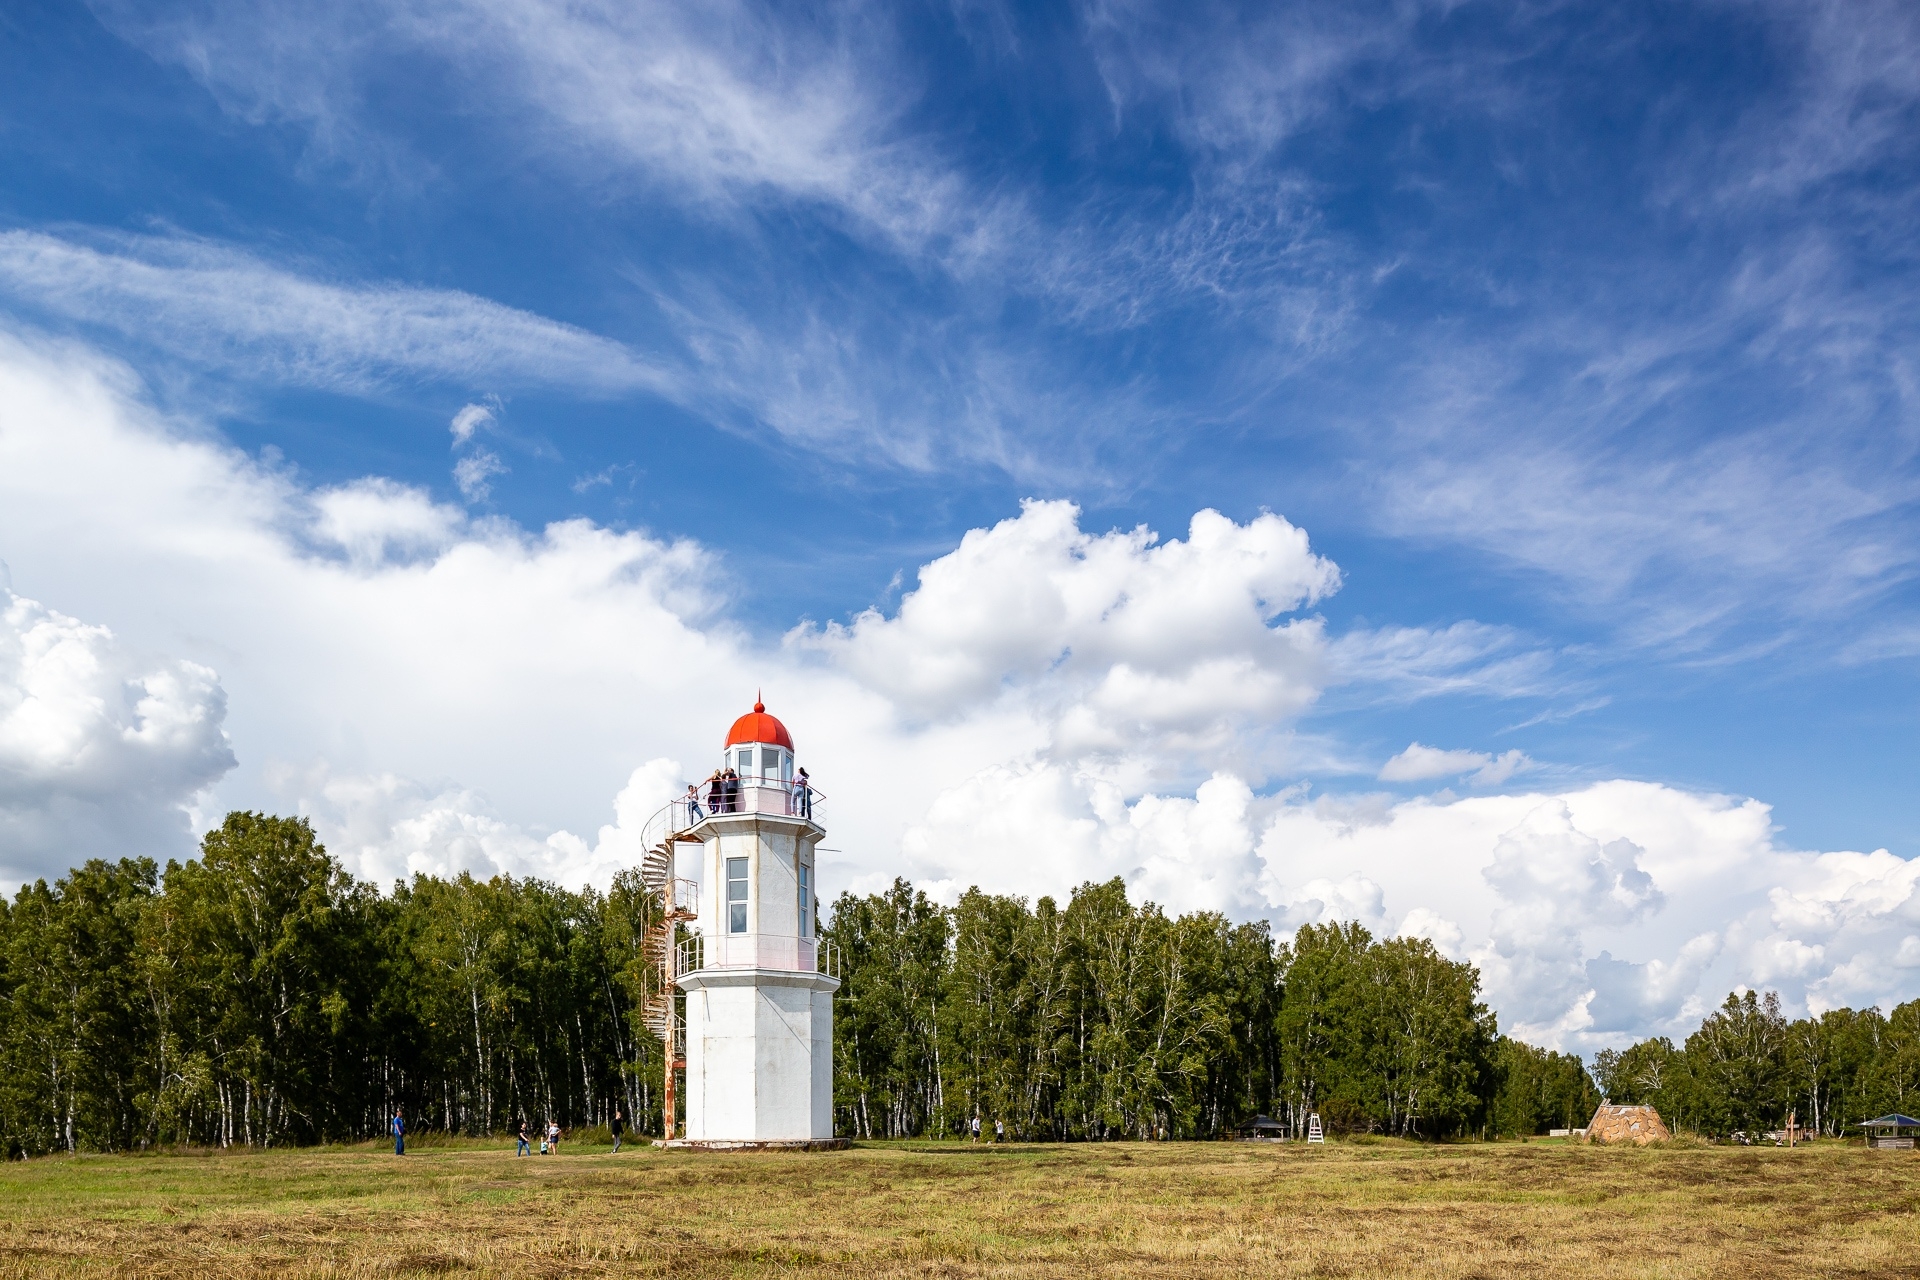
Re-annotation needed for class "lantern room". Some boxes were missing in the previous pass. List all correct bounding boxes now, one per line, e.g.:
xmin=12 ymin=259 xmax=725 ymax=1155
xmin=724 ymin=699 xmax=794 ymax=785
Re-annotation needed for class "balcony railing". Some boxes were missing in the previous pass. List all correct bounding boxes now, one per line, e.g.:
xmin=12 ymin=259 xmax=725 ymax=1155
xmin=642 ymin=781 xmax=824 ymax=850
xmin=675 ymin=934 xmax=840 ymax=980
xmin=663 ymin=877 xmax=699 ymax=916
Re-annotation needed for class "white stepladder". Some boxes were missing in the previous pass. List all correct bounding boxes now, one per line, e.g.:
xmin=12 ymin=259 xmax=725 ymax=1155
xmin=1307 ymin=1113 xmax=1325 ymax=1144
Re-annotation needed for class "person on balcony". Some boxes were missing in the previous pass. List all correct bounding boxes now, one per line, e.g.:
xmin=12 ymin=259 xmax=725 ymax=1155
xmin=686 ymin=782 xmax=706 ymax=822
xmin=705 ymin=771 xmax=724 ymax=816
xmin=794 ymin=766 xmax=812 ymax=818
xmin=722 ymin=766 xmax=740 ymax=813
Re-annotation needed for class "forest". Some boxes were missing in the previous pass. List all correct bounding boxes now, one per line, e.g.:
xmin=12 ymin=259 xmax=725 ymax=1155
xmin=1 ymin=812 xmax=1916 ymax=1155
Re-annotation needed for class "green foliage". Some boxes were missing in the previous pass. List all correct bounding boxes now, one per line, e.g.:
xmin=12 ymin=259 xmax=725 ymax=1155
xmin=1272 ymin=923 xmax=1497 ymax=1138
xmin=828 ymin=880 xmax=1491 ymax=1140
xmin=0 ymin=814 xmax=658 ymax=1154
xmin=1491 ymin=1037 xmax=1597 ymax=1136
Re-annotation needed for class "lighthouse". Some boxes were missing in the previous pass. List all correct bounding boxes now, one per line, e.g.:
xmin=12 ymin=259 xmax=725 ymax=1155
xmin=653 ymin=700 xmax=841 ymax=1148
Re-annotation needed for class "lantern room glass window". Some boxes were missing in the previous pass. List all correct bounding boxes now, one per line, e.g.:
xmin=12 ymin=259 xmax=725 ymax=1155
xmin=726 ymin=857 xmax=748 ymax=933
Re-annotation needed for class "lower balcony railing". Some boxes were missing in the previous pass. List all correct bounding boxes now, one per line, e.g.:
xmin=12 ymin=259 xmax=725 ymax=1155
xmin=676 ymin=934 xmax=840 ymax=979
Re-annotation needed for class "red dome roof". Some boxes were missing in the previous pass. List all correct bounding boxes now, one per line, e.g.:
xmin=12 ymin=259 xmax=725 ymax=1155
xmin=725 ymin=700 xmax=793 ymax=750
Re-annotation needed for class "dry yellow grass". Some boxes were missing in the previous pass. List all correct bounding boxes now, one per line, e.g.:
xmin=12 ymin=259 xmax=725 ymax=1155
xmin=1 ymin=1137 xmax=1915 ymax=1278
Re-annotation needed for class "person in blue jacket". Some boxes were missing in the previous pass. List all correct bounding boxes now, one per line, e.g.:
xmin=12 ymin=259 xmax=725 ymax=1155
xmin=391 ymin=1107 xmax=406 ymax=1155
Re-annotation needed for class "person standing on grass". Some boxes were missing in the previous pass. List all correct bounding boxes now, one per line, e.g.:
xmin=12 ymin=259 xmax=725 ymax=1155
xmin=548 ymin=1118 xmax=561 ymax=1153
xmin=515 ymin=1117 xmax=530 ymax=1157
xmin=611 ymin=1107 xmax=626 ymax=1153
xmin=994 ymin=1119 xmax=1004 ymax=1144
xmin=970 ymin=1114 xmax=980 ymax=1143
xmin=391 ymin=1107 xmax=406 ymax=1156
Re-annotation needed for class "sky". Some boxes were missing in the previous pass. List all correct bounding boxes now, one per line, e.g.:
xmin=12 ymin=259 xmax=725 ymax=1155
xmin=0 ymin=0 xmax=1917 ymax=1053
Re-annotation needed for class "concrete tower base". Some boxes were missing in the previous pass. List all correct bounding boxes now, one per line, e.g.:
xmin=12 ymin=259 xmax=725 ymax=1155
xmin=681 ymin=967 xmax=838 ymax=1142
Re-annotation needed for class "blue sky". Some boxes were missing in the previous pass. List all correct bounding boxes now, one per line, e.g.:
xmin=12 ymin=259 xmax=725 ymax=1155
xmin=0 ymin=0 xmax=1916 ymax=1044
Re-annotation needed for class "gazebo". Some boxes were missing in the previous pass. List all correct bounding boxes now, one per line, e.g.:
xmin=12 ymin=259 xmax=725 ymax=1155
xmin=1234 ymin=1115 xmax=1288 ymax=1142
xmin=1860 ymin=1115 xmax=1920 ymax=1150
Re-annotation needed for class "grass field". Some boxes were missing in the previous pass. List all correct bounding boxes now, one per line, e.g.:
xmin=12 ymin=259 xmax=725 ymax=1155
xmin=2 ymin=1137 xmax=1915 ymax=1278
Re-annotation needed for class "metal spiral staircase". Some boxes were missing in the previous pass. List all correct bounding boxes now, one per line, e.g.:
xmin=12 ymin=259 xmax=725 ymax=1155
xmin=636 ymin=804 xmax=701 ymax=1139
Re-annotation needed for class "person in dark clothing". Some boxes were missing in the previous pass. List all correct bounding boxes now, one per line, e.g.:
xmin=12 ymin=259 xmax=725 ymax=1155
xmin=795 ymin=766 xmax=812 ymax=818
xmin=391 ymin=1107 xmax=406 ymax=1155
xmin=611 ymin=1107 xmax=626 ymax=1153
xmin=705 ymin=771 xmax=725 ymax=816
xmin=722 ymin=767 xmax=740 ymax=813
xmin=515 ymin=1117 xmax=530 ymax=1157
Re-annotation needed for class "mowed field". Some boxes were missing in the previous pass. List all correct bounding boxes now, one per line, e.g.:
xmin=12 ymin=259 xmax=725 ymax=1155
xmin=1 ymin=1137 xmax=1915 ymax=1279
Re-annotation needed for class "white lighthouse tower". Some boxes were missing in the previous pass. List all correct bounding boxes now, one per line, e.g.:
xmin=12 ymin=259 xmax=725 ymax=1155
xmin=656 ymin=700 xmax=840 ymax=1148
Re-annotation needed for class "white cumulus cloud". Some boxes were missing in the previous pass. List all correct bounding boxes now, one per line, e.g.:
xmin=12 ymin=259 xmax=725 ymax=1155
xmin=450 ymin=402 xmax=496 ymax=444
xmin=453 ymin=451 xmax=507 ymax=503
xmin=1379 ymin=741 xmax=1533 ymax=786
xmin=792 ymin=500 xmax=1339 ymax=786
xmin=0 ymin=589 xmax=234 ymax=880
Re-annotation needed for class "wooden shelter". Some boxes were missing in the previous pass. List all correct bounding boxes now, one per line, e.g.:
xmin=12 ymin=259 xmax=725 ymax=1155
xmin=1234 ymin=1114 xmax=1288 ymax=1141
xmin=1585 ymin=1104 xmax=1670 ymax=1145
xmin=1860 ymin=1115 xmax=1920 ymax=1150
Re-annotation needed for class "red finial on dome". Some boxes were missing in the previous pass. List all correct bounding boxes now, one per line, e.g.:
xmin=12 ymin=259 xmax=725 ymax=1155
xmin=726 ymin=696 xmax=792 ymax=750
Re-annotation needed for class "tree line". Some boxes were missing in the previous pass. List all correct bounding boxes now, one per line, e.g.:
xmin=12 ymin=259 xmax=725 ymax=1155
xmin=825 ymin=879 xmax=1920 ymax=1142
xmin=4 ymin=812 xmax=1917 ymax=1155
xmin=1594 ymin=990 xmax=1920 ymax=1138
xmin=0 ymin=814 xmax=668 ymax=1155
xmin=826 ymin=878 xmax=1574 ymax=1141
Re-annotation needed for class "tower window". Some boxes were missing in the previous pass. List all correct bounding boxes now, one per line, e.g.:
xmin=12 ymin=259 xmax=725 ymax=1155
xmin=726 ymin=857 xmax=748 ymax=934
xmin=798 ymin=862 xmax=811 ymax=938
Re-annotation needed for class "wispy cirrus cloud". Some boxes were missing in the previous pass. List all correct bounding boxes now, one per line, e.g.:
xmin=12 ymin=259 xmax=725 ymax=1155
xmin=70 ymin=0 xmax=1920 ymax=659
xmin=90 ymin=0 xmax=972 ymax=251
xmin=0 ymin=229 xmax=678 ymax=396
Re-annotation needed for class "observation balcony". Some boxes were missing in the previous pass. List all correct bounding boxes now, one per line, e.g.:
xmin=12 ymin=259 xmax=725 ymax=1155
xmin=641 ymin=780 xmax=825 ymax=851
